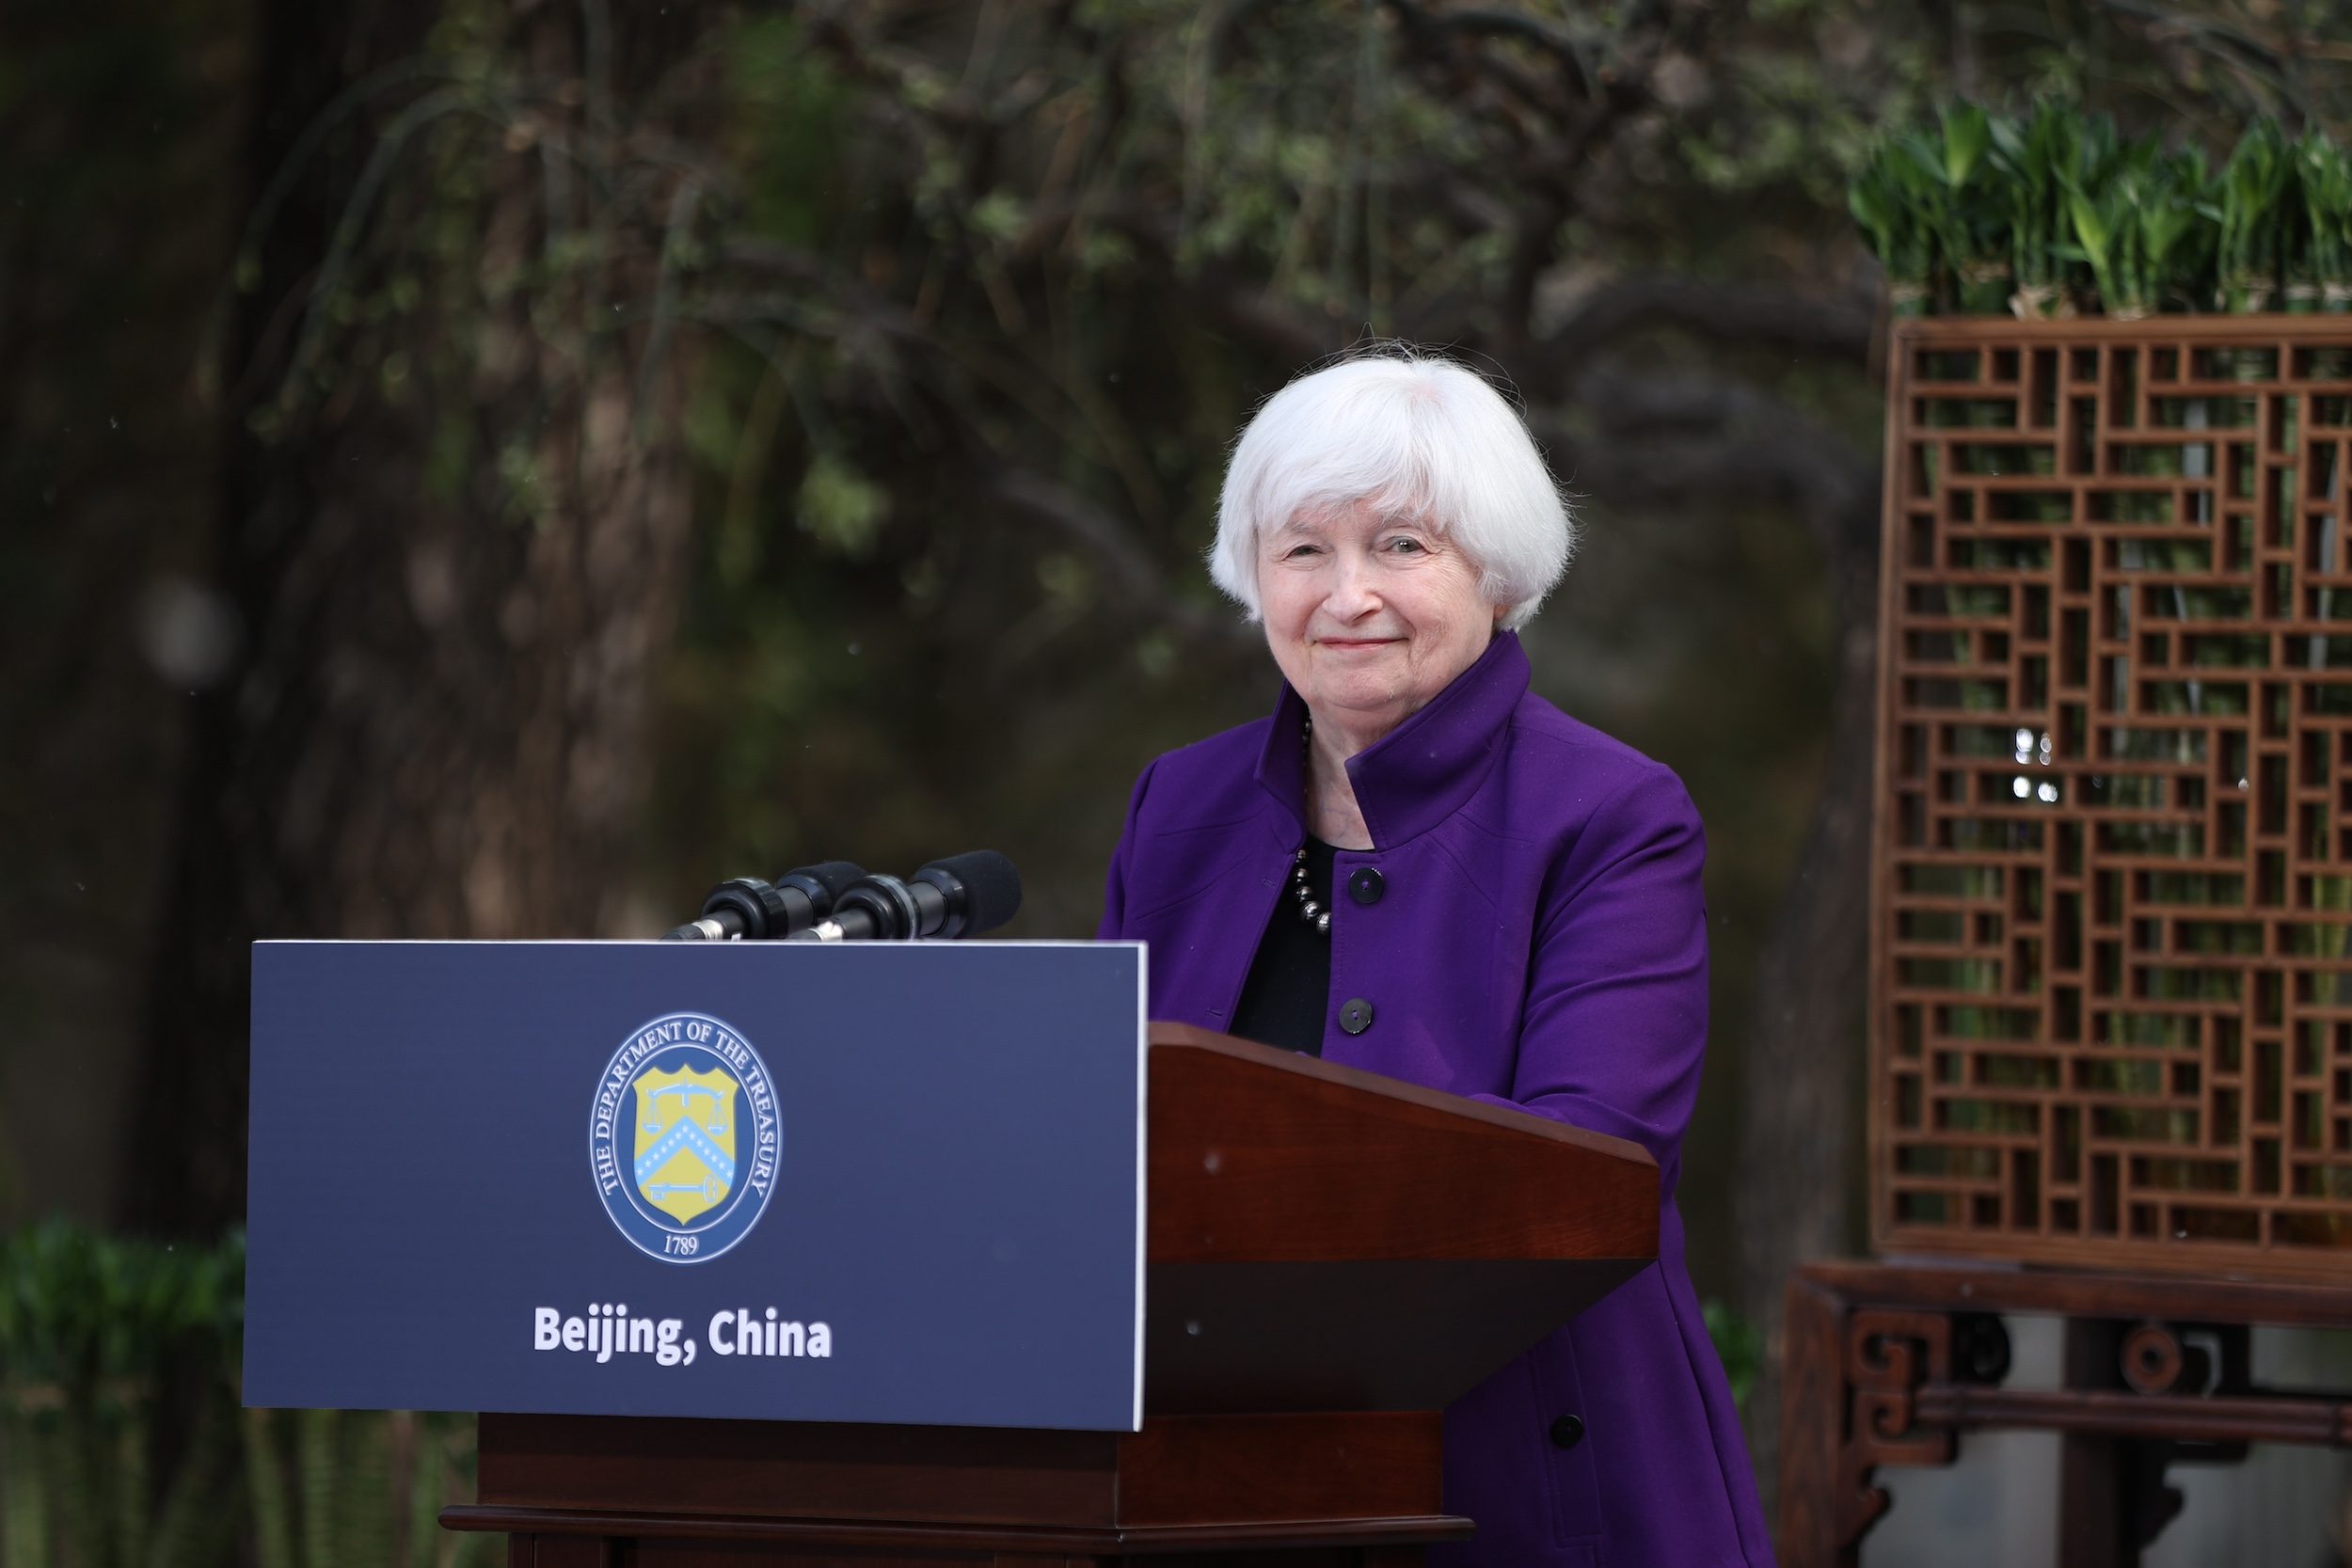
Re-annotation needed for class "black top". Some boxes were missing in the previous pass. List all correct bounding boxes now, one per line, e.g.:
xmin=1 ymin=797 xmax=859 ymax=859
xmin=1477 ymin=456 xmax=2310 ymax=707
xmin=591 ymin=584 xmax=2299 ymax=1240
xmin=1229 ymin=837 xmax=1336 ymax=1057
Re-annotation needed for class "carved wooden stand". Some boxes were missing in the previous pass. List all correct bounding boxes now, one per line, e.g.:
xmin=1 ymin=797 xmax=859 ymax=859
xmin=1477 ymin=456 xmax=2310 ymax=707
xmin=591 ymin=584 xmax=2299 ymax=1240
xmin=1779 ymin=1259 xmax=2352 ymax=1567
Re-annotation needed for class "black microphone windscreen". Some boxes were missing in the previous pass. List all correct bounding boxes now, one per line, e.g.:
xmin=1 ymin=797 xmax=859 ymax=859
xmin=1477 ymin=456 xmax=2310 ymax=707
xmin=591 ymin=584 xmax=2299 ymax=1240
xmin=786 ymin=861 xmax=868 ymax=902
xmin=926 ymin=850 xmax=1023 ymax=935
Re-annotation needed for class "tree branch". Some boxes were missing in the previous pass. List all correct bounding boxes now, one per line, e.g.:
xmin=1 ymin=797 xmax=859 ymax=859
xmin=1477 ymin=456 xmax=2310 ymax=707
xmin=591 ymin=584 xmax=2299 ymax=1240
xmin=1535 ymin=363 xmax=1880 ymax=559
xmin=1104 ymin=214 xmax=1346 ymax=362
xmin=1382 ymin=0 xmax=1596 ymax=102
xmin=705 ymin=241 xmax=1246 ymax=652
xmin=1527 ymin=275 xmax=1879 ymax=380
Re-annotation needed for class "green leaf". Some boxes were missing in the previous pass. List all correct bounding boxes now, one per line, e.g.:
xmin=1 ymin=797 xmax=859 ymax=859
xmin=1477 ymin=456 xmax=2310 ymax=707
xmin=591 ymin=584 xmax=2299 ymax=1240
xmin=1940 ymin=103 xmax=1990 ymax=189
xmin=796 ymin=455 xmax=888 ymax=558
xmin=2069 ymin=190 xmax=2110 ymax=270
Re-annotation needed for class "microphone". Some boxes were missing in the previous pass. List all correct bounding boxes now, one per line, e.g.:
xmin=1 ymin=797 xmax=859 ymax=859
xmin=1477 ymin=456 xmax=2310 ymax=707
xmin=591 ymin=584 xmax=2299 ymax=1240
xmin=662 ymin=861 xmax=866 ymax=941
xmin=786 ymin=851 xmax=1023 ymax=942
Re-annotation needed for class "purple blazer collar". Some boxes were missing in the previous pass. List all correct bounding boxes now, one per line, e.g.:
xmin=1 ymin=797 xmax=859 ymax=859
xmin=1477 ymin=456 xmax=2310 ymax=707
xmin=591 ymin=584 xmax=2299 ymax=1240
xmin=1251 ymin=630 xmax=1532 ymax=848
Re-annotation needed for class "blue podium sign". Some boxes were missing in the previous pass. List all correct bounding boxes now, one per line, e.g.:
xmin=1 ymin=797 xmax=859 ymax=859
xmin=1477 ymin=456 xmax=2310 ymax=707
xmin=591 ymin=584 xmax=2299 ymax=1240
xmin=245 ymin=940 xmax=1146 ymax=1430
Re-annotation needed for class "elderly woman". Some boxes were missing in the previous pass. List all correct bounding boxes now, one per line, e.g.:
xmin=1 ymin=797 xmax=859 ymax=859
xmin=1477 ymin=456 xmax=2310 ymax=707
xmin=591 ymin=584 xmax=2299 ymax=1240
xmin=1097 ymin=349 xmax=1774 ymax=1567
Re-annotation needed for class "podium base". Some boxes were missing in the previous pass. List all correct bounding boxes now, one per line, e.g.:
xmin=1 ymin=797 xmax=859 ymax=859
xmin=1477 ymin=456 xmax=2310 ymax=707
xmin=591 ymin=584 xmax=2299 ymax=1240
xmin=446 ymin=1411 xmax=1471 ymax=1565
xmin=445 ymin=1508 xmax=1457 ymax=1565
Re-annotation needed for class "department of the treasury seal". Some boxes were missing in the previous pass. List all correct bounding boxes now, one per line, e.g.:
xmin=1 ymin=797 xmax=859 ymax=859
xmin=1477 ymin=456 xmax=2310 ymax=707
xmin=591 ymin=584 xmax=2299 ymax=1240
xmin=589 ymin=1011 xmax=781 ymax=1263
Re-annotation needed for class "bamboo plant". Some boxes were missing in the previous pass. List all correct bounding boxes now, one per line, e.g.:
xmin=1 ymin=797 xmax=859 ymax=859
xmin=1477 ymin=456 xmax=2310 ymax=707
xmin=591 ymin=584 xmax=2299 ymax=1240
xmin=1848 ymin=142 xmax=1936 ymax=315
xmin=1993 ymin=101 xmax=2091 ymax=318
xmin=2067 ymin=139 xmax=2212 ymax=319
xmin=2214 ymin=119 xmax=2295 ymax=312
xmin=1850 ymin=102 xmax=2351 ymax=317
xmin=2296 ymin=132 xmax=2352 ymax=310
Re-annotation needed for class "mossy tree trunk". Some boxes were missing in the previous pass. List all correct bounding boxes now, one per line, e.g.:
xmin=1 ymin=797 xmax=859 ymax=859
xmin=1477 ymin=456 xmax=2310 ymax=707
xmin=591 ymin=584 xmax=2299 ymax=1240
xmin=128 ymin=0 xmax=707 ymax=1232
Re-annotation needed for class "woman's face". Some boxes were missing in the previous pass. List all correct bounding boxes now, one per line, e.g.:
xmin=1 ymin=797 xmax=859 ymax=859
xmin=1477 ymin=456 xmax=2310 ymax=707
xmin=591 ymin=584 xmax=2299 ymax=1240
xmin=1258 ymin=498 xmax=1502 ymax=746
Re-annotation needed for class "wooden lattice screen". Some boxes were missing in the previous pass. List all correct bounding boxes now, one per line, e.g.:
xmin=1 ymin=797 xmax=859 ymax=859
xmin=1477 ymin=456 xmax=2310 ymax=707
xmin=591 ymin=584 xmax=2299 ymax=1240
xmin=1872 ymin=316 xmax=2352 ymax=1280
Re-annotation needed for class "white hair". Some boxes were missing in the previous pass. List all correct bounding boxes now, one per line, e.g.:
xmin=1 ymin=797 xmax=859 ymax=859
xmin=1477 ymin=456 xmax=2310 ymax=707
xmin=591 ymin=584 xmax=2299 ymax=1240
xmin=1209 ymin=348 xmax=1574 ymax=631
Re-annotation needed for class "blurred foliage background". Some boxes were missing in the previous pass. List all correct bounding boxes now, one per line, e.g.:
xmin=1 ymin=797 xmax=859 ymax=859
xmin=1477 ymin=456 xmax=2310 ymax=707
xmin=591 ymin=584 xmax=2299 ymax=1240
xmin=4 ymin=0 xmax=2349 ymax=1523
xmin=0 ymin=1224 xmax=493 ymax=1567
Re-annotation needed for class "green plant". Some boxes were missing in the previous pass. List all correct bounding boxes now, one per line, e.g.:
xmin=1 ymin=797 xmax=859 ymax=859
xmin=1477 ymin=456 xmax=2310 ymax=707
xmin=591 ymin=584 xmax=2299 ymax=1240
xmin=240 ymin=1405 xmax=488 ymax=1568
xmin=2065 ymin=137 xmax=2143 ymax=317
xmin=1850 ymin=102 xmax=2350 ymax=318
xmin=1922 ymin=103 xmax=2012 ymax=312
xmin=0 ymin=1221 xmax=244 ymax=1568
xmin=2213 ymin=120 xmax=2296 ymax=311
xmin=2296 ymin=132 xmax=2352 ymax=310
xmin=2143 ymin=147 xmax=2217 ymax=313
xmin=2067 ymin=135 xmax=2210 ymax=319
xmin=1850 ymin=141 xmax=1936 ymax=314
xmin=1990 ymin=100 xmax=2089 ymax=317
xmin=0 ymin=1222 xmax=493 ymax=1568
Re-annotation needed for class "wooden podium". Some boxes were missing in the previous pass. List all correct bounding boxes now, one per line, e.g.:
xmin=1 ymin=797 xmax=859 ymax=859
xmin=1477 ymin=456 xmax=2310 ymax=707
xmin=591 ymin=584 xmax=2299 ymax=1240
xmin=443 ymin=1023 xmax=1659 ymax=1566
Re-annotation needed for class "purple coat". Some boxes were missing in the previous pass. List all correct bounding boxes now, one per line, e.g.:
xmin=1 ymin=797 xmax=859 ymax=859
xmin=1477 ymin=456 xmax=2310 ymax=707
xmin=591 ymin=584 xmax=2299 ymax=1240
xmin=1098 ymin=631 xmax=1773 ymax=1568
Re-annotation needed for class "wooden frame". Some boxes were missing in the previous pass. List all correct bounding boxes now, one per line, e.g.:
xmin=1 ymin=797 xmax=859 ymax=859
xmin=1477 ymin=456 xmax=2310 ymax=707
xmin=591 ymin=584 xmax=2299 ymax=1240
xmin=1870 ymin=315 xmax=2352 ymax=1281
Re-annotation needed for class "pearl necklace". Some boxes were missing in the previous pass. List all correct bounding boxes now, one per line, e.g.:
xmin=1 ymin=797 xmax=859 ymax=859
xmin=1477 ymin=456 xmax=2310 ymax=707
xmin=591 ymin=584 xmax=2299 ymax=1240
xmin=1293 ymin=716 xmax=1331 ymax=936
xmin=1289 ymin=847 xmax=1330 ymax=936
